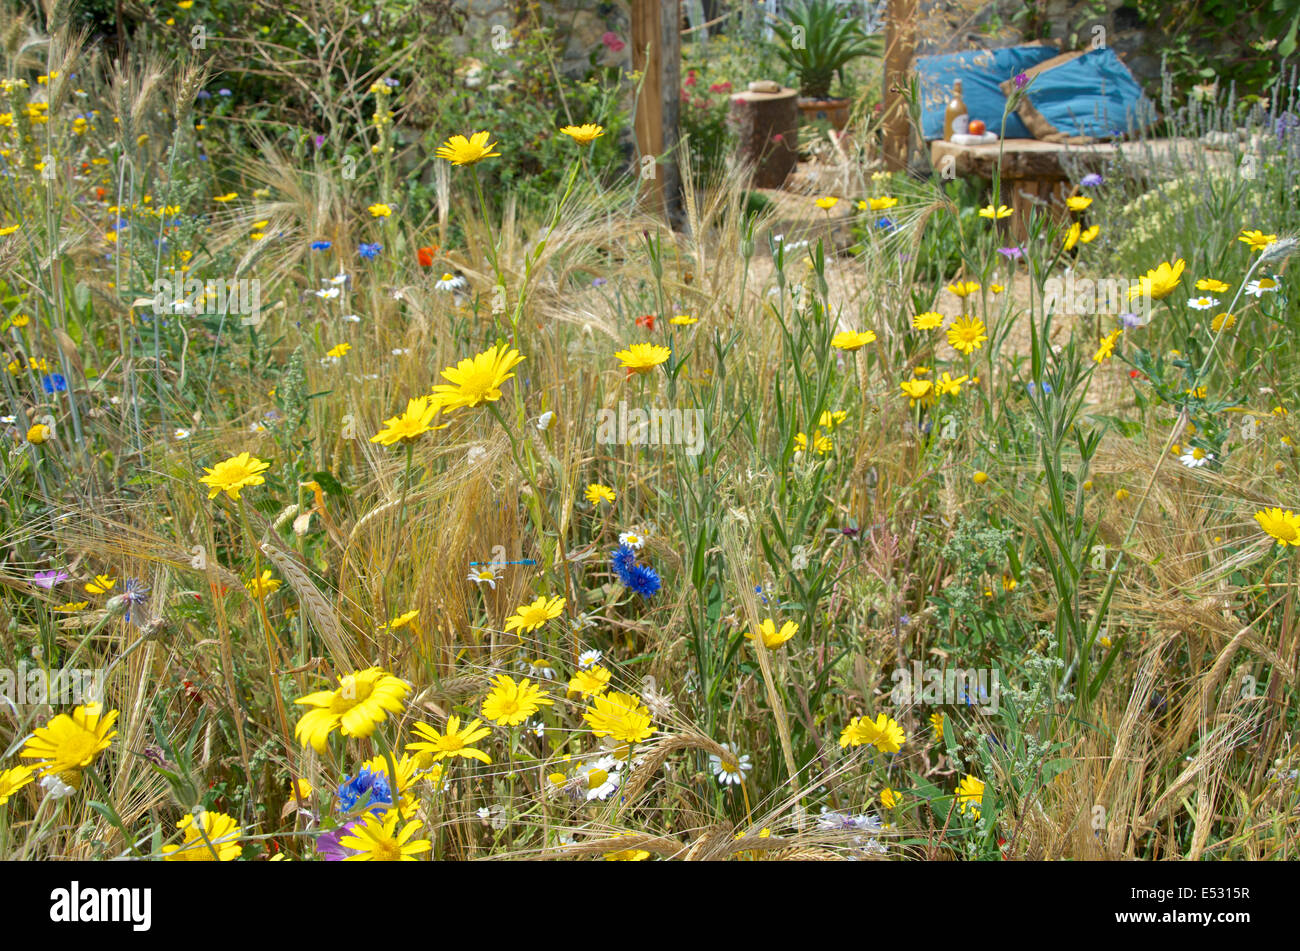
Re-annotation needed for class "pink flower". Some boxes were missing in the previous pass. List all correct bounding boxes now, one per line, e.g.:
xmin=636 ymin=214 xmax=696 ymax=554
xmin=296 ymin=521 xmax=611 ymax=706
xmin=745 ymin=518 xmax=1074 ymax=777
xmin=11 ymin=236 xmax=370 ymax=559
xmin=685 ymin=70 xmax=698 ymax=88
xmin=772 ymin=133 xmax=784 ymax=143
xmin=601 ymin=32 xmax=625 ymax=53
xmin=709 ymin=82 xmax=732 ymax=94
xmin=33 ymin=569 xmax=69 ymax=589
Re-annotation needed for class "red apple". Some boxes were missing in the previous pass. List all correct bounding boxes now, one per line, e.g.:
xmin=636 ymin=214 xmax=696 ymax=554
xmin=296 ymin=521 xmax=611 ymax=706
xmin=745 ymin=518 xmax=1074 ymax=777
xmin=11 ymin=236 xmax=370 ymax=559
xmin=969 ymin=119 xmax=987 ymax=135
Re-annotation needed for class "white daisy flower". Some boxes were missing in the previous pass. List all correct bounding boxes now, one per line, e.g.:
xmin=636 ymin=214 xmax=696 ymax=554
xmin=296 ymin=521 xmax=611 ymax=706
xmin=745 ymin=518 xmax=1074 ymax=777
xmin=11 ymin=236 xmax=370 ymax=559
xmin=525 ymin=719 xmax=545 ymax=739
xmin=1188 ymin=296 xmax=1218 ymax=310
xmin=536 ymin=410 xmax=555 ymax=432
xmin=1245 ymin=276 xmax=1281 ymax=296
xmin=173 ymin=427 xmax=191 ymax=439
xmin=1179 ymin=447 xmax=1213 ymax=468
xmin=709 ymin=742 xmax=753 ymax=786
xmin=249 ymin=421 xmax=267 ymax=433
xmin=467 ymin=565 xmax=500 ymax=588
xmin=327 ymin=272 xmax=348 ymax=286
xmin=520 ymin=657 xmax=556 ymax=680
xmin=577 ymin=649 xmax=602 ymax=670
xmin=341 ymin=313 xmax=361 ymax=323
xmin=391 ymin=348 xmax=410 ymax=356
xmin=435 ymin=272 xmax=467 ymax=292
xmin=1 ymin=415 xmax=15 ymax=423
xmin=315 ymin=287 xmax=340 ymax=299
xmin=618 ymin=530 xmax=645 ymax=549
xmin=40 ymin=774 xmax=76 ymax=799
xmin=575 ymin=762 xmax=621 ymax=801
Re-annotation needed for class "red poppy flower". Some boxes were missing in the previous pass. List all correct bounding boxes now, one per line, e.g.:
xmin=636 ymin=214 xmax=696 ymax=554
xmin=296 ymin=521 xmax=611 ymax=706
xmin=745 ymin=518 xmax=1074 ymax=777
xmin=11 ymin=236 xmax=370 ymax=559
xmin=685 ymin=70 xmax=698 ymax=88
xmin=417 ymin=246 xmax=436 ymax=268
xmin=636 ymin=313 xmax=656 ymax=331
xmin=95 ymin=187 xmax=106 ymax=200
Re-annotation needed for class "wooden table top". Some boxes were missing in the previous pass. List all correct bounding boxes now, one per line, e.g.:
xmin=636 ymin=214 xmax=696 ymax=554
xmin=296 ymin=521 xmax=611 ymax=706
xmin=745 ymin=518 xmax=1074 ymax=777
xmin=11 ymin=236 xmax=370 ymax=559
xmin=930 ymin=137 xmax=1222 ymax=180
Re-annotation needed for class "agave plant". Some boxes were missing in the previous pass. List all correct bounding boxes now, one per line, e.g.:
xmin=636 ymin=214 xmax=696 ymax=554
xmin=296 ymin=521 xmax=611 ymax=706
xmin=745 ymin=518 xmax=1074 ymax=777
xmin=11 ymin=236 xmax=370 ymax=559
xmin=772 ymin=0 xmax=883 ymax=100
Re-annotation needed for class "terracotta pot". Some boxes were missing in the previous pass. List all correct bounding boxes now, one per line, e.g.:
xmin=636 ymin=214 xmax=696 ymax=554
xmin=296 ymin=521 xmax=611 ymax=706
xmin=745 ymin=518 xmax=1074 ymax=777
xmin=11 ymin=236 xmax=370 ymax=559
xmin=797 ymin=96 xmax=850 ymax=130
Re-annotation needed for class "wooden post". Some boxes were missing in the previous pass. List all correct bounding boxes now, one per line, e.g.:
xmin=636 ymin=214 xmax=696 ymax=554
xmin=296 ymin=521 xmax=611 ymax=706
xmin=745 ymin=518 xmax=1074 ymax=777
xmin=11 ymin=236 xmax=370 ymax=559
xmin=631 ymin=0 xmax=682 ymax=226
xmin=882 ymin=0 xmax=916 ymax=171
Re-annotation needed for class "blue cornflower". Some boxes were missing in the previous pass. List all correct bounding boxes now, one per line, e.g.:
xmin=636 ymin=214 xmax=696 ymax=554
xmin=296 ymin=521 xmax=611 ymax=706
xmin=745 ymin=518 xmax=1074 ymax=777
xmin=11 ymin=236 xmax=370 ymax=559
xmin=611 ymin=544 xmax=637 ymax=579
xmin=1026 ymin=381 xmax=1053 ymax=396
xmin=120 ymin=577 xmax=150 ymax=624
xmin=611 ymin=545 xmax=659 ymax=598
xmin=336 ymin=767 xmax=392 ymax=816
xmin=310 ymin=240 xmax=332 ymax=251
xmin=624 ymin=564 xmax=661 ymax=597
xmin=755 ymin=584 xmax=768 ymax=605
xmin=359 ymin=242 xmax=382 ymax=260
xmin=42 ymin=373 xmax=67 ymax=394
xmin=875 ymin=216 xmax=895 ymax=231
xmin=218 ymin=88 xmax=232 ymax=97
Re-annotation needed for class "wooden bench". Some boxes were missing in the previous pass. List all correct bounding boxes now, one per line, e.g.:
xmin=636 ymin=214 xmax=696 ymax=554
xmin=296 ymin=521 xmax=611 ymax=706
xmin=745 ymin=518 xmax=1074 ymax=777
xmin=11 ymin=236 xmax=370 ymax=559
xmin=930 ymin=137 xmax=1227 ymax=239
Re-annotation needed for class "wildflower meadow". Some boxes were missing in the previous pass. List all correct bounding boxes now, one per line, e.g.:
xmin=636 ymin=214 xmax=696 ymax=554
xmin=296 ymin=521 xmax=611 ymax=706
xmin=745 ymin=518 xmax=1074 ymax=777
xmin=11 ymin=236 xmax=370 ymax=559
xmin=0 ymin=0 xmax=1296 ymax=910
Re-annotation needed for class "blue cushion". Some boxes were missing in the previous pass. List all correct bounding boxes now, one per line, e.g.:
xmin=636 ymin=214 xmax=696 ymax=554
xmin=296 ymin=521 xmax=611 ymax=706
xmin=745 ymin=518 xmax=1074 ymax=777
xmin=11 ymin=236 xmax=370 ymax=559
xmin=916 ymin=45 xmax=1060 ymax=141
xmin=1016 ymin=48 xmax=1155 ymax=139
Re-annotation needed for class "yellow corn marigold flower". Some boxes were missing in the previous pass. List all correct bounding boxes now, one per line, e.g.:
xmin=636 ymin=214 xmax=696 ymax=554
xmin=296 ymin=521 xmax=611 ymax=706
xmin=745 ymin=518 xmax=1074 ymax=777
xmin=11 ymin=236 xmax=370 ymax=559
xmin=913 ymin=311 xmax=944 ymax=330
xmin=947 ymin=280 xmax=981 ymax=297
xmin=27 ymin=423 xmax=51 ymax=444
xmin=900 ymin=378 xmax=934 ymax=406
xmin=865 ymin=195 xmax=898 ymax=210
xmin=0 ymin=764 xmax=34 ymax=805
xmin=84 ymin=574 xmax=115 ymax=595
xmin=567 ymin=664 xmax=612 ymax=699
xmin=339 ymin=810 xmax=431 ymax=861
xmin=669 ymin=314 xmax=697 ymax=325
xmin=1129 ymin=258 xmax=1185 ymax=301
xmin=1255 ymin=507 xmax=1300 ymax=546
xmin=1080 ymin=224 xmax=1100 ymax=243
xmin=19 ymin=702 xmax=118 ymax=781
xmin=408 ymin=715 xmax=492 ymax=764
xmin=585 ymin=483 xmax=616 ymax=505
xmin=199 ymin=451 xmax=270 ymax=500
xmin=431 ymin=344 xmax=525 ymax=412
xmin=1063 ymin=221 xmax=1081 ymax=251
xmin=794 ymin=430 xmax=833 ymax=455
xmin=246 ymin=570 xmax=280 ymax=598
xmin=956 ymin=774 xmax=985 ymax=817
xmin=935 ymin=371 xmax=968 ymax=396
xmin=830 ymin=329 xmax=876 ymax=350
xmin=370 ymin=395 xmax=440 ymax=446
xmin=1210 ymin=312 xmax=1236 ymax=333
xmin=584 ymin=690 xmax=655 ymax=744
xmin=367 ymin=203 xmax=392 ymax=217
xmin=481 ymin=674 xmax=554 ymax=726
xmin=743 ymin=618 xmax=798 ymax=649
xmin=946 ymin=315 xmax=988 ymax=355
xmin=1115 ymin=488 xmax=1130 ymax=501
xmin=435 ymin=131 xmax=500 ymax=166
xmin=839 ymin=713 xmax=905 ymax=754
xmin=1093 ymin=328 xmax=1121 ymax=363
xmin=614 ymin=342 xmax=671 ymax=373
xmin=293 ymin=667 xmax=410 ymax=752
xmin=819 ymin=409 xmax=848 ymax=429
xmin=504 ymin=595 xmax=566 ymax=634
xmin=973 ymin=470 xmax=988 ymax=484
xmin=929 ymin=712 xmax=944 ymax=741
xmin=815 ymin=196 xmax=839 ymax=210
xmin=1066 ymin=195 xmax=1092 ymax=212
xmin=213 ymin=192 xmax=237 ymax=202
xmin=559 ymin=123 xmax=605 ymax=144
xmin=978 ymin=204 xmax=1012 ymax=220
xmin=1238 ymin=228 xmax=1277 ymax=252
xmin=880 ymin=787 xmax=899 ymax=809
xmin=1196 ymin=278 xmax=1229 ymax=293
xmin=162 ymin=810 xmax=243 ymax=861
xmin=326 ymin=342 xmax=351 ymax=358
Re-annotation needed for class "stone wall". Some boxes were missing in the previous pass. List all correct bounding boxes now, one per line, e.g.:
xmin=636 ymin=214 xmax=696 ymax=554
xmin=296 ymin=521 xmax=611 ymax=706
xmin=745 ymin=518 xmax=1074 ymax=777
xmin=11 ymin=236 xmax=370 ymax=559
xmin=452 ymin=0 xmax=631 ymax=75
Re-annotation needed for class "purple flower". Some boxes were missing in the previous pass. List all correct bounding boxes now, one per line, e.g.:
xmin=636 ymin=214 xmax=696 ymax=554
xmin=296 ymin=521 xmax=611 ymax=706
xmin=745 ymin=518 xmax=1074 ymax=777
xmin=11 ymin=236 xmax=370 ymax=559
xmin=33 ymin=569 xmax=69 ymax=589
xmin=1079 ymin=173 xmax=1104 ymax=187
xmin=313 ymin=134 xmax=326 ymax=149
xmin=592 ymin=277 xmax=607 ymax=287
xmin=358 ymin=242 xmax=382 ymax=260
xmin=1013 ymin=72 xmax=1029 ymax=90
xmin=997 ymin=246 xmax=1024 ymax=260
xmin=1119 ymin=311 xmax=1143 ymax=329
xmin=316 ymin=821 xmax=362 ymax=861
xmin=218 ymin=88 xmax=232 ymax=97
xmin=120 ymin=577 xmax=150 ymax=623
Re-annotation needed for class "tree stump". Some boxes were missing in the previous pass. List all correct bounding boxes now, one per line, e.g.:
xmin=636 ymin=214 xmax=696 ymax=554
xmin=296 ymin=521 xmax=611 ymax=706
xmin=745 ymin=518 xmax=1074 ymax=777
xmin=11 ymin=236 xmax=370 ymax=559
xmin=730 ymin=85 xmax=799 ymax=189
